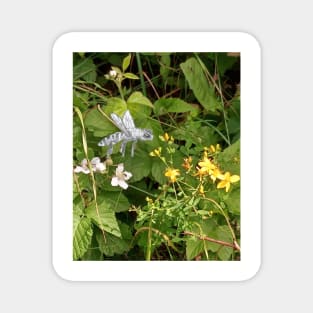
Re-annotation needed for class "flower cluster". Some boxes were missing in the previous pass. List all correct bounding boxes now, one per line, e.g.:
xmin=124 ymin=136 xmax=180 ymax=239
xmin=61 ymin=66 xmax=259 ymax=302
xmin=74 ymin=157 xmax=106 ymax=174
xmin=195 ymin=152 xmax=240 ymax=192
xmin=74 ymin=158 xmax=132 ymax=190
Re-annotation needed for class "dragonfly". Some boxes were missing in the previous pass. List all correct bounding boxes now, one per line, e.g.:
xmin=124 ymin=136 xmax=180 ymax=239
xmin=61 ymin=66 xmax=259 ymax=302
xmin=98 ymin=110 xmax=153 ymax=157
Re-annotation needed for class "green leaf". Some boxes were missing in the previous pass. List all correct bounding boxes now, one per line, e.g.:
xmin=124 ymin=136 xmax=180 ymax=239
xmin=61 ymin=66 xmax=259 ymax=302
xmin=154 ymin=98 xmax=196 ymax=116
xmin=85 ymin=201 xmax=121 ymax=238
xmin=127 ymin=91 xmax=154 ymax=111
xmin=216 ymin=225 xmax=233 ymax=260
xmin=217 ymin=139 xmax=240 ymax=175
xmin=100 ymin=192 xmax=130 ymax=212
xmin=73 ymin=217 xmax=93 ymax=260
xmin=123 ymin=148 xmax=152 ymax=182
xmin=84 ymin=98 xmax=127 ymax=137
xmin=123 ymin=73 xmax=139 ymax=80
xmin=96 ymin=231 xmax=129 ymax=257
xmin=186 ymin=236 xmax=205 ymax=260
xmin=160 ymin=53 xmax=171 ymax=81
xmin=73 ymin=58 xmax=97 ymax=82
xmin=81 ymin=232 xmax=104 ymax=261
xmin=122 ymin=54 xmax=131 ymax=72
xmin=180 ymin=57 xmax=220 ymax=112
xmin=223 ymin=188 xmax=240 ymax=215
xmin=151 ymin=158 xmax=167 ymax=185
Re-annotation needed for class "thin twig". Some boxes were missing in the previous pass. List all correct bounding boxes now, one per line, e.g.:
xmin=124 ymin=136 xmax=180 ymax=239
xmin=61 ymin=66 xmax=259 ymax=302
xmin=183 ymin=231 xmax=240 ymax=251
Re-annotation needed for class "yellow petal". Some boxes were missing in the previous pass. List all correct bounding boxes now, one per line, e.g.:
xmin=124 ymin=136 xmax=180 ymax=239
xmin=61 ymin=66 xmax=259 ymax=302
xmin=230 ymin=175 xmax=240 ymax=183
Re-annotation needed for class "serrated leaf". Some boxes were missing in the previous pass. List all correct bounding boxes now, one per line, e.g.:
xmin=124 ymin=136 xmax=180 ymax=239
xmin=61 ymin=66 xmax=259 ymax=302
xmin=73 ymin=217 xmax=93 ymax=260
xmin=122 ymin=54 xmax=131 ymax=72
xmin=101 ymin=192 xmax=130 ymax=212
xmin=96 ymin=231 xmax=129 ymax=257
xmin=127 ymin=91 xmax=154 ymax=112
xmin=123 ymin=73 xmax=139 ymax=80
xmin=154 ymin=98 xmax=196 ymax=116
xmin=85 ymin=201 xmax=121 ymax=237
xmin=180 ymin=57 xmax=220 ymax=112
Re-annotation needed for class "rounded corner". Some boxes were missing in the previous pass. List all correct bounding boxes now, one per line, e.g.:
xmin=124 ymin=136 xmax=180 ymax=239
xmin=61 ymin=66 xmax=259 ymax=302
xmin=52 ymin=259 xmax=75 ymax=282
xmin=237 ymin=31 xmax=262 ymax=51
xmin=239 ymin=260 xmax=262 ymax=282
xmin=52 ymin=31 xmax=76 ymax=52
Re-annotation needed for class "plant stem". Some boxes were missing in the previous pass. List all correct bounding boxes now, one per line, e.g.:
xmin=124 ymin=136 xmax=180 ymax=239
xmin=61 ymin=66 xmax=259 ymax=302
xmin=136 ymin=53 xmax=147 ymax=97
xmin=74 ymin=107 xmax=106 ymax=241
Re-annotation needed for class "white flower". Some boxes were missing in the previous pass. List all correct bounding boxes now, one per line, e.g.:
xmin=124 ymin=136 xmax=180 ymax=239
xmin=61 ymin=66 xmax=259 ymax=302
xmin=74 ymin=157 xmax=106 ymax=174
xmin=109 ymin=69 xmax=117 ymax=78
xmin=111 ymin=163 xmax=132 ymax=189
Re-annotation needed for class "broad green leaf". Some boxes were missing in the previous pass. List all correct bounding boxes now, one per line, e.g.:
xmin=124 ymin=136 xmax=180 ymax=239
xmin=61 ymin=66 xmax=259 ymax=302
xmin=122 ymin=54 xmax=131 ymax=72
xmin=216 ymin=225 xmax=233 ymax=260
xmin=217 ymin=139 xmax=240 ymax=175
xmin=81 ymin=232 xmax=104 ymax=261
xmin=84 ymin=98 xmax=127 ymax=137
xmin=73 ymin=58 xmax=97 ymax=82
xmin=123 ymin=73 xmax=139 ymax=80
xmin=96 ymin=231 xmax=129 ymax=257
xmin=186 ymin=236 xmax=205 ymax=260
xmin=123 ymin=147 xmax=152 ymax=182
xmin=127 ymin=91 xmax=154 ymax=110
xmin=154 ymin=98 xmax=196 ymax=116
xmin=101 ymin=192 xmax=130 ymax=212
xmin=85 ymin=201 xmax=121 ymax=238
xmin=151 ymin=158 xmax=167 ymax=185
xmin=223 ymin=188 xmax=240 ymax=215
xmin=180 ymin=57 xmax=220 ymax=112
xmin=73 ymin=217 xmax=93 ymax=260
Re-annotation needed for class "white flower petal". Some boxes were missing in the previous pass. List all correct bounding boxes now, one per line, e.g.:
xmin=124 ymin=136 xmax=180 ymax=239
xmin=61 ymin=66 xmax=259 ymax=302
xmin=118 ymin=180 xmax=128 ymax=189
xmin=81 ymin=168 xmax=90 ymax=174
xmin=116 ymin=163 xmax=124 ymax=174
xmin=74 ymin=166 xmax=83 ymax=173
xmin=81 ymin=159 xmax=88 ymax=167
xmin=91 ymin=157 xmax=100 ymax=165
xmin=123 ymin=171 xmax=132 ymax=180
xmin=111 ymin=177 xmax=119 ymax=186
xmin=96 ymin=163 xmax=106 ymax=172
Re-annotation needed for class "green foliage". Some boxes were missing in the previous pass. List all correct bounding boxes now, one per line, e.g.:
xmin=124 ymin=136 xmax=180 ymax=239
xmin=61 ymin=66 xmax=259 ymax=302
xmin=180 ymin=57 xmax=221 ymax=112
xmin=72 ymin=52 xmax=241 ymax=261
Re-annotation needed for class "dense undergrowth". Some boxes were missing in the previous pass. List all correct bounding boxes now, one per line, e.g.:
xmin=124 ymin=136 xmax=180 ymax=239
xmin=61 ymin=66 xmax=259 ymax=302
xmin=73 ymin=52 xmax=241 ymax=261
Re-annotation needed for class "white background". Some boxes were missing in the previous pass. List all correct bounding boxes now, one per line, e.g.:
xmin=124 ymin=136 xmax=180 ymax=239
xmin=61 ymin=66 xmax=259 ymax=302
xmin=0 ymin=0 xmax=312 ymax=312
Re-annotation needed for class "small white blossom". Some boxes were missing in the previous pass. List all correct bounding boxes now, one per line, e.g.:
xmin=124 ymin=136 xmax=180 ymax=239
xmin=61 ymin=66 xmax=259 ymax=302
xmin=74 ymin=157 xmax=106 ymax=174
xmin=109 ymin=69 xmax=117 ymax=78
xmin=111 ymin=163 xmax=132 ymax=189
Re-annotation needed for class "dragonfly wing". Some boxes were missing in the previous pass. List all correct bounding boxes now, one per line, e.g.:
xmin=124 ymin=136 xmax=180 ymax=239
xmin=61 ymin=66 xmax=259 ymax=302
xmin=111 ymin=112 xmax=129 ymax=134
xmin=122 ymin=110 xmax=136 ymax=131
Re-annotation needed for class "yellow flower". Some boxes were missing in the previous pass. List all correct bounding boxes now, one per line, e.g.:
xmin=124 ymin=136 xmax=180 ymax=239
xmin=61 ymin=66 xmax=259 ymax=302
xmin=159 ymin=133 xmax=174 ymax=143
xmin=209 ymin=167 xmax=223 ymax=183
xmin=217 ymin=172 xmax=240 ymax=192
xmin=198 ymin=156 xmax=216 ymax=175
xmin=195 ymin=166 xmax=208 ymax=180
xmin=164 ymin=168 xmax=180 ymax=183
xmin=150 ymin=147 xmax=162 ymax=157
xmin=209 ymin=144 xmax=221 ymax=154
